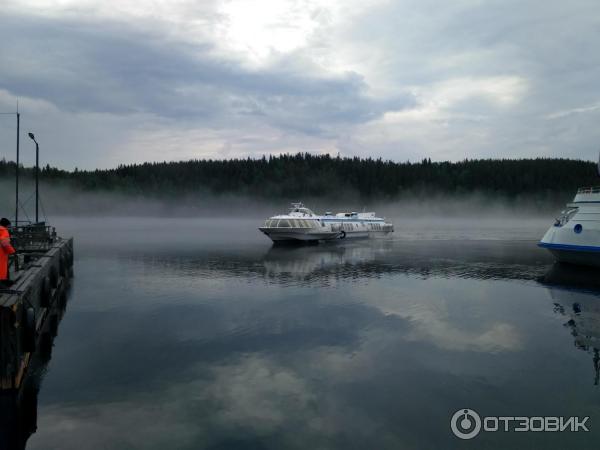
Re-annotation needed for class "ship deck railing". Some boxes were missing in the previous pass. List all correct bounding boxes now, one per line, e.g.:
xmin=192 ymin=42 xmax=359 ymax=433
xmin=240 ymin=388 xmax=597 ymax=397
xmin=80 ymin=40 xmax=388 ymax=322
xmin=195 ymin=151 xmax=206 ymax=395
xmin=577 ymin=186 xmax=600 ymax=194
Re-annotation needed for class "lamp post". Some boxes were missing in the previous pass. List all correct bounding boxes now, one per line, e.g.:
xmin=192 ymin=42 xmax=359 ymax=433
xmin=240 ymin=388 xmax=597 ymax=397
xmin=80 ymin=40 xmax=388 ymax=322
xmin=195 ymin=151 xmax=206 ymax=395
xmin=27 ymin=132 xmax=39 ymax=224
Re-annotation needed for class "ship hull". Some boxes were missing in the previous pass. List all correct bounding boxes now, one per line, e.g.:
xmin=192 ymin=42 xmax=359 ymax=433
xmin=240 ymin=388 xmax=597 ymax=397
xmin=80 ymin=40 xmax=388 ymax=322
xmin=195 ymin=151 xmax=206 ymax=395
xmin=259 ymin=203 xmax=394 ymax=244
xmin=538 ymin=242 xmax=600 ymax=268
xmin=539 ymin=189 xmax=600 ymax=268
xmin=259 ymin=227 xmax=340 ymax=243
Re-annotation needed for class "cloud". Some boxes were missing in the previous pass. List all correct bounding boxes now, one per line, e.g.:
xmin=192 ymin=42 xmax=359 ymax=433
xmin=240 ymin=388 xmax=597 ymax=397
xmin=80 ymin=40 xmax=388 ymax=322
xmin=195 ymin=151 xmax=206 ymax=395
xmin=545 ymin=102 xmax=600 ymax=120
xmin=0 ymin=11 xmax=408 ymax=127
xmin=1 ymin=0 xmax=599 ymax=168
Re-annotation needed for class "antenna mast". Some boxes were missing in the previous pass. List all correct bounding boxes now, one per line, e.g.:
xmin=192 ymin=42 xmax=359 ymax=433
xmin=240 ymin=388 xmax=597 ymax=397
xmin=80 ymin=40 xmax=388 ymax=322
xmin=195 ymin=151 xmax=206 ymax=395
xmin=16 ymin=111 xmax=20 ymax=225
xmin=0 ymin=107 xmax=20 ymax=224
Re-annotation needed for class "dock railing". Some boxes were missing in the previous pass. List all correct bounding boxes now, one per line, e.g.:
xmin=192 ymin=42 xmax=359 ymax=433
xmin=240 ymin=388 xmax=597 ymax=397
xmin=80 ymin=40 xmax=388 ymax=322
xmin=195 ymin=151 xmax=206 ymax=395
xmin=9 ymin=223 xmax=56 ymax=252
xmin=7 ymin=224 xmax=57 ymax=273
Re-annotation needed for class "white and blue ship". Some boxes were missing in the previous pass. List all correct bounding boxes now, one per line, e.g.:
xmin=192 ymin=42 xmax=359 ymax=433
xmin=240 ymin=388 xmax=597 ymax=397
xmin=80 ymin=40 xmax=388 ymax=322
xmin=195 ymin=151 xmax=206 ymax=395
xmin=259 ymin=203 xmax=394 ymax=243
xmin=539 ymin=151 xmax=600 ymax=269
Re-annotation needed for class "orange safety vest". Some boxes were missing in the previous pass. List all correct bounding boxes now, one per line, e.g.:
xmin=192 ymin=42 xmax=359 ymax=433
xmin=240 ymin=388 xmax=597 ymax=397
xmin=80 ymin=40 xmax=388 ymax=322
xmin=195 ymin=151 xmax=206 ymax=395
xmin=0 ymin=225 xmax=16 ymax=280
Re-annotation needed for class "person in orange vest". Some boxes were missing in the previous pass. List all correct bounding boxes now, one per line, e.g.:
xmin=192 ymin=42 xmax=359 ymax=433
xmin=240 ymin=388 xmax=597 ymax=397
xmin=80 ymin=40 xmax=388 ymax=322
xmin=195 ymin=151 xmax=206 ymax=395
xmin=0 ymin=218 xmax=16 ymax=285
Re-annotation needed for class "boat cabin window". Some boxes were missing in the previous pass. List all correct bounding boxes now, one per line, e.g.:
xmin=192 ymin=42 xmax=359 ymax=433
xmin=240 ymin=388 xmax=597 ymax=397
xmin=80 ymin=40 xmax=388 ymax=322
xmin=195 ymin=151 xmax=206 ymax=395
xmin=279 ymin=219 xmax=291 ymax=228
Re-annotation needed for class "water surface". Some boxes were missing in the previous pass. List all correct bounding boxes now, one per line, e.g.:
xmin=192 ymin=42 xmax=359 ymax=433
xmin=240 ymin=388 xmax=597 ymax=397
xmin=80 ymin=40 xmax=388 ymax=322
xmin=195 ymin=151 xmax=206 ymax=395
xmin=23 ymin=217 xmax=600 ymax=449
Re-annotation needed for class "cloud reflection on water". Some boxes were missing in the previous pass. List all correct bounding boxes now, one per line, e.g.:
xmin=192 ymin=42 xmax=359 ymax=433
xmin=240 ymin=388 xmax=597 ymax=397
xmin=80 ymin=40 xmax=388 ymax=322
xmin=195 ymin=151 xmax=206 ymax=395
xmin=23 ymin=219 xmax=600 ymax=449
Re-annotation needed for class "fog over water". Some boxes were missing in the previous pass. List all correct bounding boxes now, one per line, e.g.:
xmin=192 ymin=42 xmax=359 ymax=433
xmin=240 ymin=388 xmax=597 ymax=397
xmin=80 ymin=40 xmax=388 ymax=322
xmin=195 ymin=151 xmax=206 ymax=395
xmin=0 ymin=177 xmax=574 ymax=221
xmin=8 ymin=210 xmax=597 ymax=450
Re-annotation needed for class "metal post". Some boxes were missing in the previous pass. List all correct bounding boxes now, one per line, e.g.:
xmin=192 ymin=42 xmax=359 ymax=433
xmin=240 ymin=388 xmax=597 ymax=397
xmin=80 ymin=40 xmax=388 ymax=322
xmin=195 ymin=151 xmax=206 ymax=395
xmin=27 ymin=132 xmax=39 ymax=224
xmin=15 ymin=113 xmax=19 ymax=225
xmin=35 ymin=141 xmax=39 ymax=223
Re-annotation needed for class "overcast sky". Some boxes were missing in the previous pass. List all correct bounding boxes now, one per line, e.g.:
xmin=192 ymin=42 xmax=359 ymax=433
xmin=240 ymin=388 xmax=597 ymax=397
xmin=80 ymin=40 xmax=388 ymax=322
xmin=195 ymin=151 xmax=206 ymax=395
xmin=0 ymin=0 xmax=599 ymax=169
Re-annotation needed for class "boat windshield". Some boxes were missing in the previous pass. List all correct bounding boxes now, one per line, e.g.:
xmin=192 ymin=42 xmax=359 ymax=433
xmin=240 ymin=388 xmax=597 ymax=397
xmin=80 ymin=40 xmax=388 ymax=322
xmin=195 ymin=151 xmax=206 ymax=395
xmin=263 ymin=218 xmax=315 ymax=228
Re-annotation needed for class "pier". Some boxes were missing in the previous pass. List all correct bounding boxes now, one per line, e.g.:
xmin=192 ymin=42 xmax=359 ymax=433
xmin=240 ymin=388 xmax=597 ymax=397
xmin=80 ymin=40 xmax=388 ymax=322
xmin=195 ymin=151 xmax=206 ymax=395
xmin=0 ymin=224 xmax=73 ymax=393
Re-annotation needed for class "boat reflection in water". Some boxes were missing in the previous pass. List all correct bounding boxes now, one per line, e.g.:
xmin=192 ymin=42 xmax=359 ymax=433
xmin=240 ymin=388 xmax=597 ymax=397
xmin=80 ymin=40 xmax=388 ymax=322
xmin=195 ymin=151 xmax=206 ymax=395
xmin=0 ymin=289 xmax=69 ymax=450
xmin=261 ymin=239 xmax=551 ymax=285
xmin=121 ymin=238 xmax=554 ymax=286
xmin=540 ymin=263 xmax=600 ymax=385
xmin=262 ymin=242 xmax=391 ymax=283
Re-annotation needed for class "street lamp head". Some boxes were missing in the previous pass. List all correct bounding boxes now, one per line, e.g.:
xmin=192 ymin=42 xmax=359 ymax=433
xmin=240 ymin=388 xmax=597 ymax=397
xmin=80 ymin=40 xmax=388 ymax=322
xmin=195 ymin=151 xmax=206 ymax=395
xmin=28 ymin=132 xmax=35 ymax=140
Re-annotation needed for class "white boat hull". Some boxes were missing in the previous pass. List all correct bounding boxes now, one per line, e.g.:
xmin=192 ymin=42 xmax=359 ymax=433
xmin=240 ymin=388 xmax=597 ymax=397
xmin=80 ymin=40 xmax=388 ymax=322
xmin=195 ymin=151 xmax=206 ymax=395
xmin=539 ymin=193 xmax=600 ymax=268
xmin=259 ymin=227 xmax=340 ymax=243
xmin=260 ymin=203 xmax=394 ymax=244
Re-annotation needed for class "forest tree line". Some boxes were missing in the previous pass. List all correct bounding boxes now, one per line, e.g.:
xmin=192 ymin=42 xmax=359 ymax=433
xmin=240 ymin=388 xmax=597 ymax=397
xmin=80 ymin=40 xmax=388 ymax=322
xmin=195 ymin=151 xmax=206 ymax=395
xmin=0 ymin=153 xmax=598 ymax=200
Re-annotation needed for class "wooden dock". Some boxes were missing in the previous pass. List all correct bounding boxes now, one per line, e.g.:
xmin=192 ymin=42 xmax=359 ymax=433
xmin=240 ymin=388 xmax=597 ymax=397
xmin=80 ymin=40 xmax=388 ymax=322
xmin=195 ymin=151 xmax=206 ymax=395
xmin=0 ymin=224 xmax=73 ymax=448
xmin=0 ymin=225 xmax=73 ymax=392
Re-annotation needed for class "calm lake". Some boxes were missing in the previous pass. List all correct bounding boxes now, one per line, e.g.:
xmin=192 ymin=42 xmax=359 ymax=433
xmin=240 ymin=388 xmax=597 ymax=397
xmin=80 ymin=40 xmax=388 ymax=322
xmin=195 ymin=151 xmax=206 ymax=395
xmin=22 ymin=217 xmax=600 ymax=449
